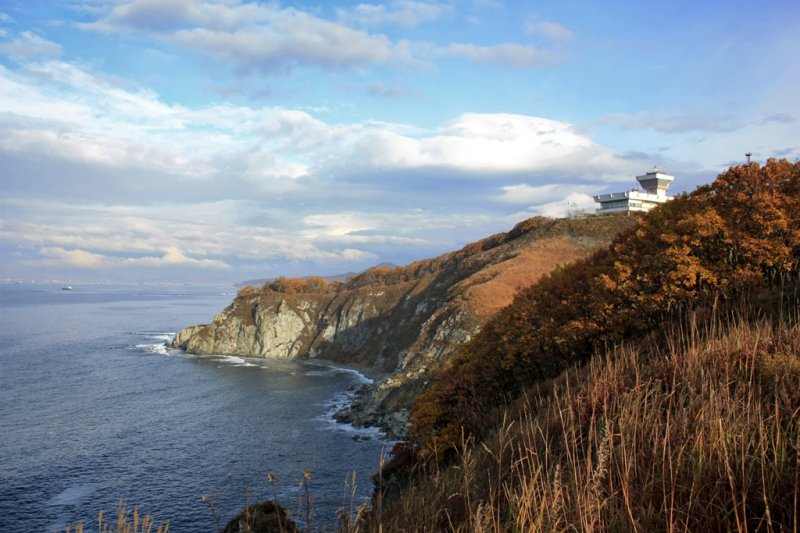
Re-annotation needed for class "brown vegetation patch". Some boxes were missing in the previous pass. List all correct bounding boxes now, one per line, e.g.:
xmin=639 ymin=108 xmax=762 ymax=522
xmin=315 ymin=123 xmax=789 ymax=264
xmin=367 ymin=317 xmax=800 ymax=532
xmin=461 ymin=239 xmax=592 ymax=318
xmin=411 ymin=160 xmax=800 ymax=460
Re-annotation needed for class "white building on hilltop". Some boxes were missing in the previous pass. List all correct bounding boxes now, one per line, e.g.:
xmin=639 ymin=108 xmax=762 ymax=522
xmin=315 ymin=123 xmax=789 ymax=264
xmin=593 ymin=167 xmax=675 ymax=214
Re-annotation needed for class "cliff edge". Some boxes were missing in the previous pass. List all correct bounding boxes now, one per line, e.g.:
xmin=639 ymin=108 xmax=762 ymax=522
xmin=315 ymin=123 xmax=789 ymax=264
xmin=171 ymin=215 xmax=637 ymax=437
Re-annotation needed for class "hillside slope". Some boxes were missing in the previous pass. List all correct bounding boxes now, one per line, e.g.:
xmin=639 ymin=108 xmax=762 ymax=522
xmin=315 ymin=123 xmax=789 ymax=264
xmin=411 ymin=159 xmax=800 ymax=455
xmin=358 ymin=159 xmax=800 ymax=530
xmin=171 ymin=216 xmax=636 ymax=436
xmin=369 ymin=317 xmax=800 ymax=532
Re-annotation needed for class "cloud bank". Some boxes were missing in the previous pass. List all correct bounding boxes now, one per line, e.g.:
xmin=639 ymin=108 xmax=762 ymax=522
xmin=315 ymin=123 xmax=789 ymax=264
xmin=0 ymin=49 xmax=639 ymax=279
xmin=79 ymin=0 xmax=565 ymax=72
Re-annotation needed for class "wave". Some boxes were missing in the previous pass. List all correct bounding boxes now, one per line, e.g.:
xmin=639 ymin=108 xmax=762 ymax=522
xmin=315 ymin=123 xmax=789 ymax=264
xmin=134 ymin=342 xmax=168 ymax=355
xmin=132 ymin=332 xmax=177 ymax=356
xmin=302 ymin=361 xmax=374 ymax=385
xmin=211 ymin=355 xmax=258 ymax=367
xmin=135 ymin=337 xmax=383 ymax=437
xmin=316 ymin=392 xmax=387 ymax=440
xmin=46 ymin=484 xmax=97 ymax=506
xmin=149 ymin=333 xmax=175 ymax=342
xmin=134 ymin=339 xmax=259 ymax=367
xmin=333 ymin=366 xmax=374 ymax=385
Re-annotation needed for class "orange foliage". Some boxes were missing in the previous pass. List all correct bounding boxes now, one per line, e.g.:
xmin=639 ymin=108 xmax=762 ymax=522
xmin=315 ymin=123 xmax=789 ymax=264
xmin=265 ymin=276 xmax=331 ymax=294
xmin=411 ymin=159 xmax=800 ymax=461
xmin=464 ymin=240 xmax=591 ymax=318
xmin=236 ymin=285 xmax=261 ymax=298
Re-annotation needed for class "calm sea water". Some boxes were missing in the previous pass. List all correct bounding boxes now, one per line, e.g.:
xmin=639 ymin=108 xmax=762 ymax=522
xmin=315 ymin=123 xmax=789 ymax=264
xmin=0 ymin=283 xmax=389 ymax=532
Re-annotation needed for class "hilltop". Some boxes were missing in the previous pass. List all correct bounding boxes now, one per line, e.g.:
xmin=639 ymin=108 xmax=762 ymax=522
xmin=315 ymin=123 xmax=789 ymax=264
xmin=359 ymin=159 xmax=800 ymax=532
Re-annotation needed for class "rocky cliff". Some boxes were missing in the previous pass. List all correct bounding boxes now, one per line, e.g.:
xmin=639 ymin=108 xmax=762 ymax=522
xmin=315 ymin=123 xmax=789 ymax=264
xmin=171 ymin=215 xmax=637 ymax=437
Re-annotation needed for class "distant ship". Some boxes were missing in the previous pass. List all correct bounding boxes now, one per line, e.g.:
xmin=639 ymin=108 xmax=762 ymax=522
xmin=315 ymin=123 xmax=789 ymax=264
xmin=62 ymin=286 xmax=73 ymax=291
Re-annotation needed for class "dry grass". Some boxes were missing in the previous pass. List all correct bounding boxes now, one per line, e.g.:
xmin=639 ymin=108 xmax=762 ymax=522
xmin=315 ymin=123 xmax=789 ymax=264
xmin=58 ymin=500 xmax=169 ymax=533
xmin=461 ymin=239 xmax=593 ymax=319
xmin=57 ymin=314 xmax=799 ymax=532
xmin=360 ymin=313 xmax=800 ymax=532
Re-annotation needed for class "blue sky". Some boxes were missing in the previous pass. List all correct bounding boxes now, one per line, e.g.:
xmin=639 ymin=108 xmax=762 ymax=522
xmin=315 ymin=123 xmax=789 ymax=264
xmin=1 ymin=0 xmax=798 ymax=283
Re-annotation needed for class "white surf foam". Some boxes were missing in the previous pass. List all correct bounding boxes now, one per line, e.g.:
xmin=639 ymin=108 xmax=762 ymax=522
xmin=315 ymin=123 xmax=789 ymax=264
xmin=302 ymin=361 xmax=374 ymax=385
xmin=132 ymin=332 xmax=177 ymax=356
xmin=47 ymin=483 xmax=97 ymax=506
xmin=135 ymin=342 xmax=168 ymax=355
xmin=305 ymin=369 xmax=335 ymax=377
xmin=315 ymin=403 xmax=386 ymax=440
xmin=212 ymin=355 xmax=258 ymax=367
xmin=334 ymin=366 xmax=374 ymax=385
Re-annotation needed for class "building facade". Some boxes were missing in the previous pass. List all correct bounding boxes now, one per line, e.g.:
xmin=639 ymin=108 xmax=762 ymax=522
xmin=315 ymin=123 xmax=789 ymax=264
xmin=593 ymin=168 xmax=674 ymax=214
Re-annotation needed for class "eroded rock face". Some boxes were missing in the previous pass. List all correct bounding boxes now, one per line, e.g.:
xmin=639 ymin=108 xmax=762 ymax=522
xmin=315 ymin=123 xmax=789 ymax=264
xmin=172 ymin=216 xmax=638 ymax=437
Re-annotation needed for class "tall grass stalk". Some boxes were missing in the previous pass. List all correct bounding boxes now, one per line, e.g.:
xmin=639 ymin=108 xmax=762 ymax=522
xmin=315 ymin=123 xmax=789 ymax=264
xmin=358 ymin=314 xmax=800 ymax=532
xmin=58 ymin=500 xmax=168 ymax=533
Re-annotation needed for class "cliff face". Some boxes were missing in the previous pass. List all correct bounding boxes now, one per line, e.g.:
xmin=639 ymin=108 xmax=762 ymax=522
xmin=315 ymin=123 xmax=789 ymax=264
xmin=171 ymin=216 xmax=637 ymax=436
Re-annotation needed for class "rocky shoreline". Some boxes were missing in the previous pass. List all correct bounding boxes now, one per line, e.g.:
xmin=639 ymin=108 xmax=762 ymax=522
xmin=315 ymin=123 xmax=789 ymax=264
xmin=169 ymin=216 xmax=637 ymax=443
xmin=331 ymin=383 xmax=411 ymax=441
xmin=166 ymin=336 xmax=410 ymax=440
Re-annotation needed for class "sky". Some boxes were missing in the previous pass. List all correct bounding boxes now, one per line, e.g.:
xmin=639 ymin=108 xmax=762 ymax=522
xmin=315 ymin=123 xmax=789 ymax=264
xmin=0 ymin=0 xmax=798 ymax=284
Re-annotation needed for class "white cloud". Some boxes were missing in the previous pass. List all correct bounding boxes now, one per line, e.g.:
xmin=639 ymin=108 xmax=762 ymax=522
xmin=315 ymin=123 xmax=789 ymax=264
xmin=602 ymin=111 xmax=740 ymax=133
xmin=525 ymin=21 xmax=574 ymax=42
xmin=0 ymin=61 xmax=309 ymax=181
xmin=0 ymin=60 xmax=631 ymax=185
xmin=537 ymin=192 xmax=597 ymax=217
xmin=494 ymin=183 xmax=595 ymax=205
xmin=759 ymin=112 xmax=795 ymax=125
xmin=0 ymin=53 xmax=644 ymax=277
xmin=303 ymin=212 xmax=382 ymax=238
xmin=506 ymin=192 xmax=597 ymax=220
xmin=38 ymin=246 xmax=230 ymax=270
xmin=301 ymin=211 xmax=462 ymax=245
xmin=438 ymin=42 xmax=558 ymax=68
xmin=0 ymin=31 xmax=62 ymax=61
xmin=471 ymin=0 xmax=503 ymax=8
xmin=82 ymin=0 xmax=414 ymax=70
xmin=1 ymin=200 xmax=385 ymax=273
xmin=79 ymin=0 xmax=566 ymax=71
xmin=367 ymin=80 xmax=417 ymax=98
xmin=169 ymin=22 xmax=400 ymax=70
xmin=124 ymin=247 xmax=231 ymax=269
xmin=338 ymin=1 xmax=452 ymax=28
xmin=39 ymin=246 xmax=110 ymax=268
xmin=332 ymin=113 xmax=624 ymax=176
xmin=91 ymin=0 xmax=261 ymax=32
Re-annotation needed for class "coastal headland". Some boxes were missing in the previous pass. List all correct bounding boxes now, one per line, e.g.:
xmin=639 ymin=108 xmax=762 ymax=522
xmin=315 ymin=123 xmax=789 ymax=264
xmin=171 ymin=215 xmax=637 ymax=437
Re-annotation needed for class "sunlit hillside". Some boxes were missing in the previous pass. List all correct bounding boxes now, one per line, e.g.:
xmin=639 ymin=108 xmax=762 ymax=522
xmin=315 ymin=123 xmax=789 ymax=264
xmin=361 ymin=159 xmax=800 ymax=532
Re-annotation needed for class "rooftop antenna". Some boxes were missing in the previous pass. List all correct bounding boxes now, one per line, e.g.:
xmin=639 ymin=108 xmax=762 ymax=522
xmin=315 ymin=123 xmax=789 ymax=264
xmin=745 ymin=152 xmax=752 ymax=163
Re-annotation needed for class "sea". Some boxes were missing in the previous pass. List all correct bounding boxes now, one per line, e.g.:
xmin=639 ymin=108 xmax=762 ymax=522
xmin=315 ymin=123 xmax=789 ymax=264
xmin=0 ymin=282 xmax=391 ymax=532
